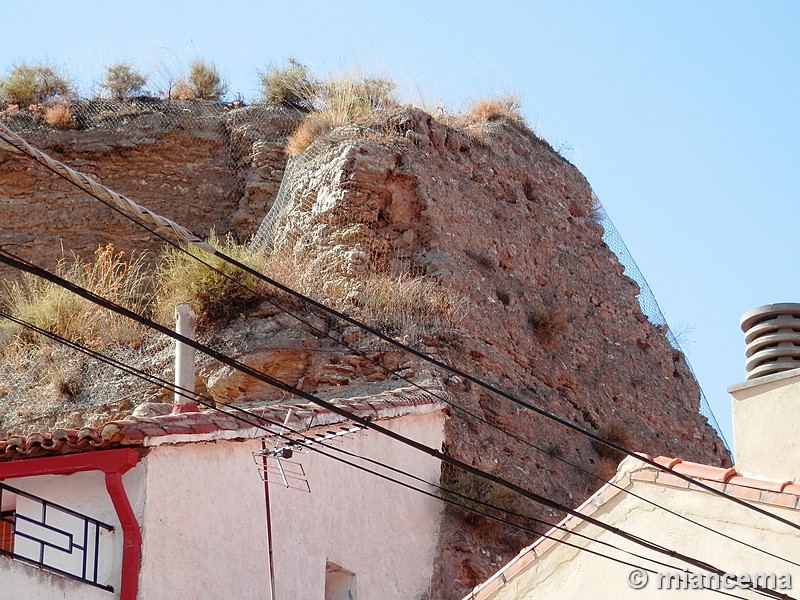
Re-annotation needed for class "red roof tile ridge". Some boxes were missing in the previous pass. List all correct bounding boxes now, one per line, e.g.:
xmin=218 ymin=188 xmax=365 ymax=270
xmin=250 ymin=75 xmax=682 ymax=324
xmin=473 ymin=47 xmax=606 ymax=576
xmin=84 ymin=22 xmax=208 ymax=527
xmin=0 ymin=382 xmax=447 ymax=460
xmin=669 ymin=459 xmax=737 ymax=482
xmin=649 ymin=455 xmax=798 ymax=495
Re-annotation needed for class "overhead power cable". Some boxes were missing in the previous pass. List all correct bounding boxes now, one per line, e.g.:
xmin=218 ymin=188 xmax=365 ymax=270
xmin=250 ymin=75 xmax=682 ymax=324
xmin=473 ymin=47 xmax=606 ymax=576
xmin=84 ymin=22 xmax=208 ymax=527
xmin=2 ymin=124 xmax=784 ymax=569
xmin=0 ymin=251 xmax=792 ymax=600
xmin=1 ymin=124 xmax=797 ymax=540
xmin=3 ymin=122 xmax=799 ymax=576
xmin=0 ymin=123 xmax=797 ymax=539
xmin=0 ymin=312 xmax=774 ymax=600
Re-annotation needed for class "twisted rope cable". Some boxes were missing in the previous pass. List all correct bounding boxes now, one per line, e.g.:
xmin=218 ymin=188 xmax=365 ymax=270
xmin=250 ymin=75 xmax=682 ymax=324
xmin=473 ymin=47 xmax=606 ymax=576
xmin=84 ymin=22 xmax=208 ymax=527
xmin=0 ymin=123 xmax=215 ymax=254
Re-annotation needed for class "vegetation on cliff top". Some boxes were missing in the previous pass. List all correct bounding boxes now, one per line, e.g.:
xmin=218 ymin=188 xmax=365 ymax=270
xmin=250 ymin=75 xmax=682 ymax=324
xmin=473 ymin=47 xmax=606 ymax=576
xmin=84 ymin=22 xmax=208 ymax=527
xmin=0 ymin=58 xmax=532 ymax=143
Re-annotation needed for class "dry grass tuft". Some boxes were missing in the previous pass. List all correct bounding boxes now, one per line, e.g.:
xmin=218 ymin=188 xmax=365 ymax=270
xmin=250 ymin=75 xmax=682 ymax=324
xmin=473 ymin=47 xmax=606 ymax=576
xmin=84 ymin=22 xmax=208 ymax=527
xmin=350 ymin=271 xmax=466 ymax=337
xmin=2 ymin=244 xmax=151 ymax=349
xmin=461 ymin=93 xmax=533 ymax=135
xmin=286 ymin=112 xmax=332 ymax=156
xmin=592 ymin=419 xmax=632 ymax=460
xmin=170 ymin=80 xmax=196 ymax=101
xmin=286 ymin=72 xmax=398 ymax=156
xmin=527 ymin=305 xmax=566 ymax=345
xmin=592 ymin=419 xmax=632 ymax=479
xmin=43 ymin=98 xmax=77 ymax=129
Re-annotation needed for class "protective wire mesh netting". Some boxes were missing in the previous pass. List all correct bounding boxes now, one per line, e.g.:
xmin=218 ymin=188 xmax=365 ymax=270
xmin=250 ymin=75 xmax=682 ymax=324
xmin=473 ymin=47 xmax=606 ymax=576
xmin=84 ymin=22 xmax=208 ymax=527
xmin=0 ymin=323 xmax=242 ymax=434
xmin=249 ymin=124 xmax=365 ymax=254
xmin=0 ymin=98 xmax=303 ymax=210
xmin=3 ymin=98 xmax=251 ymax=133
xmin=249 ymin=127 xmax=730 ymax=449
xmin=0 ymin=102 xmax=729 ymax=449
xmin=591 ymin=197 xmax=729 ymax=450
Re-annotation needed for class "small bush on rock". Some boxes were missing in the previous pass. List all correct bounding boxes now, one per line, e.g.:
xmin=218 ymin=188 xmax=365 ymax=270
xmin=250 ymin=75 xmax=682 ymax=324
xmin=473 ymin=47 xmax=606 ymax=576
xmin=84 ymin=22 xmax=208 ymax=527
xmin=100 ymin=62 xmax=148 ymax=100
xmin=154 ymin=232 xmax=267 ymax=329
xmin=286 ymin=71 xmax=397 ymax=156
xmin=259 ymin=57 xmax=318 ymax=111
xmin=184 ymin=59 xmax=228 ymax=101
xmin=0 ymin=62 xmax=73 ymax=107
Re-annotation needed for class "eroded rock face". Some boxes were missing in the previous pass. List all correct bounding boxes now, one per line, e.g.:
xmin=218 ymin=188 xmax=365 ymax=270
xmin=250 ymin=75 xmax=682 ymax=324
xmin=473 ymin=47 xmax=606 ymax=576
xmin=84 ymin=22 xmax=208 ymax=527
xmin=0 ymin=104 xmax=302 ymax=278
xmin=262 ymin=108 xmax=729 ymax=597
xmin=0 ymin=106 xmax=729 ymax=599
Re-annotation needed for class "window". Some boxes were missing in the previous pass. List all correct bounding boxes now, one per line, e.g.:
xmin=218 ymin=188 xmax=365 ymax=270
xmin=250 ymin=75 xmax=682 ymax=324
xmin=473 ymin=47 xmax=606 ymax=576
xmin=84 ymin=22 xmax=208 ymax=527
xmin=0 ymin=482 xmax=113 ymax=590
xmin=325 ymin=561 xmax=356 ymax=600
xmin=0 ymin=510 xmax=14 ymax=554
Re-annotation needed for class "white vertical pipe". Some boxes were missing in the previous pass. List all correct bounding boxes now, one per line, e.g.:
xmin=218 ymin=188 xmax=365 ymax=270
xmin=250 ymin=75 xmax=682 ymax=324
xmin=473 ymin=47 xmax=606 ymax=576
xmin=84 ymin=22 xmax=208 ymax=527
xmin=173 ymin=303 xmax=199 ymax=413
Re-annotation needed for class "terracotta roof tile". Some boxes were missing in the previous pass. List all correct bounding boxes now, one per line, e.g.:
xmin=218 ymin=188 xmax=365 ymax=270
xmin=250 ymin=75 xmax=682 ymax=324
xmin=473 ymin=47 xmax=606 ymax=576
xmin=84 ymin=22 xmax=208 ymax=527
xmin=0 ymin=384 xmax=448 ymax=461
xmin=726 ymin=475 xmax=791 ymax=493
xmin=667 ymin=458 xmax=737 ymax=482
xmin=654 ymin=456 xmax=682 ymax=469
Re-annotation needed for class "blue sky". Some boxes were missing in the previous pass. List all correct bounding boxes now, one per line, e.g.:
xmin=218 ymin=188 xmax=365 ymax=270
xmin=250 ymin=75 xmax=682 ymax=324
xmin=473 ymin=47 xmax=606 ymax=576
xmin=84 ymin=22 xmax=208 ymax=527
xmin=3 ymin=2 xmax=799 ymax=448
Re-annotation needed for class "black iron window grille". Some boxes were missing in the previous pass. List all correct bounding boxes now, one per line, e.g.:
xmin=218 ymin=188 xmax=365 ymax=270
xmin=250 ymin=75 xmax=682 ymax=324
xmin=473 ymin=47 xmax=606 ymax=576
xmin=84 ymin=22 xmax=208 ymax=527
xmin=0 ymin=482 xmax=115 ymax=592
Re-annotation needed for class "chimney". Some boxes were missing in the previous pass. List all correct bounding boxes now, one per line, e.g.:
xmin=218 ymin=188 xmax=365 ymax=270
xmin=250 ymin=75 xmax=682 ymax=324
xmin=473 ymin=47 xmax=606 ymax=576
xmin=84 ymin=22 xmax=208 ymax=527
xmin=172 ymin=303 xmax=199 ymax=414
xmin=728 ymin=303 xmax=800 ymax=480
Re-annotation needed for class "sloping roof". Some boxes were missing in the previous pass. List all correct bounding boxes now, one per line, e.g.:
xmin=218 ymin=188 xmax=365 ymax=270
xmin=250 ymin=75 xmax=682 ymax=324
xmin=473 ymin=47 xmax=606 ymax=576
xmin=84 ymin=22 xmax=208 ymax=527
xmin=465 ymin=454 xmax=800 ymax=600
xmin=0 ymin=385 xmax=447 ymax=461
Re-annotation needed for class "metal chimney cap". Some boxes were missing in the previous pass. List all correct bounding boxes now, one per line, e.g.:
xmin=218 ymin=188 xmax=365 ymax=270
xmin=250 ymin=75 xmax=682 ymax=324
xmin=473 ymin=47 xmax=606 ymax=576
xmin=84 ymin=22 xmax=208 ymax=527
xmin=740 ymin=303 xmax=800 ymax=380
xmin=740 ymin=303 xmax=800 ymax=333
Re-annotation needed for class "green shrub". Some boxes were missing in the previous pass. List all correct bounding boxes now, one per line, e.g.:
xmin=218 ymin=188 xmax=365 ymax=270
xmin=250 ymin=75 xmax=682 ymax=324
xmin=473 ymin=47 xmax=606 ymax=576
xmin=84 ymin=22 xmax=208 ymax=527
xmin=0 ymin=62 xmax=72 ymax=107
xmin=99 ymin=62 xmax=148 ymax=100
xmin=178 ymin=58 xmax=228 ymax=101
xmin=154 ymin=232 xmax=267 ymax=329
xmin=259 ymin=57 xmax=318 ymax=111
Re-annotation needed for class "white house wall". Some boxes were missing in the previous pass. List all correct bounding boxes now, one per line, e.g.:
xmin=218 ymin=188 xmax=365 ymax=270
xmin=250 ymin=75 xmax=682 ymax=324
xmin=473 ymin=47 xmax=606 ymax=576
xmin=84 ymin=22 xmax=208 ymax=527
xmin=137 ymin=439 xmax=272 ymax=600
xmin=483 ymin=479 xmax=800 ymax=599
xmin=269 ymin=410 xmax=446 ymax=600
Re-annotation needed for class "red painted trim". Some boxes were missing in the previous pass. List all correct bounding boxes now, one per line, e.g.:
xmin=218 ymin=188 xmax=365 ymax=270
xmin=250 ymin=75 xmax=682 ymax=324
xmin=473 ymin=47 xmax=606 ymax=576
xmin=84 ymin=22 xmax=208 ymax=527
xmin=105 ymin=471 xmax=139 ymax=600
xmin=0 ymin=449 xmax=139 ymax=479
xmin=0 ymin=449 xmax=141 ymax=599
xmin=171 ymin=400 xmax=200 ymax=413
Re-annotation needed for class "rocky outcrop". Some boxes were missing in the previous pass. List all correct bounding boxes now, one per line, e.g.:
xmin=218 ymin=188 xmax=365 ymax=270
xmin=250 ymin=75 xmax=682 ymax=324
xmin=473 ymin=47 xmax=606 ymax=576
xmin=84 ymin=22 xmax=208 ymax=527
xmin=261 ymin=108 xmax=729 ymax=597
xmin=0 ymin=104 xmax=728 ymax=599
xmin=0 ymin=103 xmax=302 ymax=278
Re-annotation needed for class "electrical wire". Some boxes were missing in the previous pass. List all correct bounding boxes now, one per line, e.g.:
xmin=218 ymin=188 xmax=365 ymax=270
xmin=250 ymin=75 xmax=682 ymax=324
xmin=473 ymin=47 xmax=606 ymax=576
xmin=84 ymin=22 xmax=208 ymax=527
xmin=0 ymin=250 xmax=792 ymax=600
xmin=0 ymin=311 xmax=775 ymax=600
xmin=2 ymin=126 xmax=797 ymax=594
xmin=1 ymin=123 xmax=797 ymax=539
